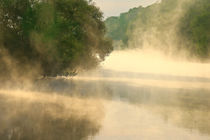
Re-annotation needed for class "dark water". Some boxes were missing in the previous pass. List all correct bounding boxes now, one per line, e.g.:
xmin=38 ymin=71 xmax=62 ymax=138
xmin=1 ymin=68 xmax=210 ymax=140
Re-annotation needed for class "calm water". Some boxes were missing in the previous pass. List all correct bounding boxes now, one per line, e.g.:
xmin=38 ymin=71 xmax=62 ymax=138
xmin=1 ymin=50 xmax=210 ymax=140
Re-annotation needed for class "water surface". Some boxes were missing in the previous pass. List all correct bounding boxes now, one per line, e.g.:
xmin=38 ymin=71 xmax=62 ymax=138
xmin=1 ymin=50 xmax=210 ymax=140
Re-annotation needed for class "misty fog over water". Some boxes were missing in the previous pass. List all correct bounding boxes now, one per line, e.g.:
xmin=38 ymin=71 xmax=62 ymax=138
xmin=0 ymin=0 xmax=209 ymax=139
xmin=1 ymin=49 xmax=210 ymax=140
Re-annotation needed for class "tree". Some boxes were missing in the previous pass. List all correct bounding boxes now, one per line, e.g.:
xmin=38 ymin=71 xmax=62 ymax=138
xmin=0 ymin=0 xmax=113 ymax=78
xmin=179 ymin=0 xmax=210 ymax=58
xmin=105 ymin=0 xmax=210 ymax=59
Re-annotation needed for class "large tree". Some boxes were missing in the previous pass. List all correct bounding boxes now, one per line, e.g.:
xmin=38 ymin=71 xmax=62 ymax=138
xmin=0 ymin=0 xmax=113 ymax=78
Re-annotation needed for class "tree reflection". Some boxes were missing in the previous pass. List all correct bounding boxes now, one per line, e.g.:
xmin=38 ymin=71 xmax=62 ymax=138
xmin=0 ymin=92 xmax=103 ymax=140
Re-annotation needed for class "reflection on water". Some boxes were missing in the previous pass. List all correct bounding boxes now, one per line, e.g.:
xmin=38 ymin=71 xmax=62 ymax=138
xmin=0 ymin=90 xmax=104 ymax=140
xmin=95 ymin=101 xmax=210 ymax=140
xmin=1 ymin=76 xmax=210 ymax=139
xmin=22 ymin=75 xmax=210 ymax=140
xmin=1 ymin=50 xmax=210 ymax=140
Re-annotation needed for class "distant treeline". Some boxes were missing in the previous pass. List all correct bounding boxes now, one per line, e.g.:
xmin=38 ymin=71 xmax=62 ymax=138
xmin=0 ymin=0 xmax=113 ymax=80
xmin=105 ymin=0 xmax=210 ymax=58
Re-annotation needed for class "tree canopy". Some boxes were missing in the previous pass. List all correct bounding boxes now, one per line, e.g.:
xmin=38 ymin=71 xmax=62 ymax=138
xmin=179 ymin=0 xmax=210 ymax=58
xmin=0 ymin=0 xmax=113 ymax=79
xmin=105 ymin=0 xmax=210 ymax=58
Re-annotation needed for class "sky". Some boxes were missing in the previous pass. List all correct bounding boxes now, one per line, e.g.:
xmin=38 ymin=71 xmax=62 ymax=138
xmin=93 ymin=0 xmax=159 ymax=18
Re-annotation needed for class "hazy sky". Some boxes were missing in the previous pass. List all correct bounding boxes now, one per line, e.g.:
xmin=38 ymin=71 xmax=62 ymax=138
xmin=93 ymin=0 xmax=159 ymax=18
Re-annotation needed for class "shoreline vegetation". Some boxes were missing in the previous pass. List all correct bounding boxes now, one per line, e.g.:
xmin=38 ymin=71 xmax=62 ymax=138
xmin=105 ymin=0 xmax=210 ymax=59
xmin=0 ymin=0 xmax=113 ymax=81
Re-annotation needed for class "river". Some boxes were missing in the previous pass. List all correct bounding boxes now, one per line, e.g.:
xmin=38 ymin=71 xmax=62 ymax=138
xmin=0 ymin=50 xmax=210 ymax=140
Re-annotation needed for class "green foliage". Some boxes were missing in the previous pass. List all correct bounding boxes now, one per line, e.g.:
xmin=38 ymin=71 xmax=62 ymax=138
xmin=105 ymin=0 xmax=210 ymax=58
xmin=105 ymin=0 xmax=178 ymax=48
xmin=0 ymin=0 xmax=113 ymax=77
xmin=179 ymin=0 xmax=210 ymax=57
xmin=105 ymin=7 xmax=140 ymax=47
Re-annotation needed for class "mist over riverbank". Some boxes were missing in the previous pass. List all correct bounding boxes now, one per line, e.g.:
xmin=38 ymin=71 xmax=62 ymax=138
xmin=0 ymin=49 xmax=210 ymax=140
